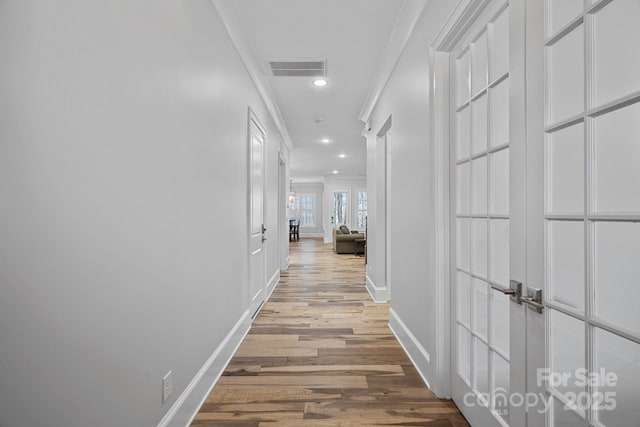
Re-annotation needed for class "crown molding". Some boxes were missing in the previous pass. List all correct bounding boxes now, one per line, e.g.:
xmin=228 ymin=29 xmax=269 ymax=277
xmin=358 ymin=0 xmax=429 ymax=124
xmin=431 ymin=0 xmax=493 ymax=51
xmin=210 ymin=0 xmax=294 ymax=150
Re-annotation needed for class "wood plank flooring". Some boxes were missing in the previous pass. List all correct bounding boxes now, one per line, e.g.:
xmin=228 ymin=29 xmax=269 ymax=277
xmin=192 ymin=238 xmax=469 ymax=427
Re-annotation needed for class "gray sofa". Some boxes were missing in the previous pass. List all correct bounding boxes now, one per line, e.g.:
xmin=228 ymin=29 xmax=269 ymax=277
xmin=333 ymin=225 xmax=365 ymax=254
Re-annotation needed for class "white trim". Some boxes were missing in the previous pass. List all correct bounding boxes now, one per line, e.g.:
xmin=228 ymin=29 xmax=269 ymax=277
xmin=365 ymin=274 xmax=389 ymax=303
xmin=429 ymin=48 xmax=452 ymax=399
xmin=266 ymin=269 xmax=280 ymax=300
xmin=388 ymin=308 xmax=432 ymax=389
xmin=284 ymin=255 xmax=290 ymax=270
xmin=210 ymin=0 xmax=293 ymax=150
xmin=358 ymin=0 xmax=430 ymax=123
xmin=428 ymin=0 xmax=498 ymax=401
xmin=157 ymin=310 xmax=252 ymax=427
xmin=430 ymin=0 xmax=493 ymax=51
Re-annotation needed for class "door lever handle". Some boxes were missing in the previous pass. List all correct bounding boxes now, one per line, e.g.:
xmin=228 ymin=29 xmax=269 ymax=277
xmin=490 ymin=284 xmax=516 ymax=295
xmin=522 ymin=287 xmax=544 ymax=313
xmin=491 ymin=280 xmax=522 ymax=304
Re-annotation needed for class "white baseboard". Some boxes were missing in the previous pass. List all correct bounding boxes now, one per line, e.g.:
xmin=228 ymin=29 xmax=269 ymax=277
xmin=157 ymin=309 xmax=252 ymax=427
xmin=323 ymin=236 xmax=331 ymax=244
xmin=365 ymin=274 xmax=388 ymax=303
xmin=388 ymin=308 xmax=432 ymax=390
xmin=266 ymin=269 xmax=280 ymax=300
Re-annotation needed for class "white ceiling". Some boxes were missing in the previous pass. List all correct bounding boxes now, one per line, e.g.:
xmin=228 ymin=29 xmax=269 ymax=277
xmin=232 ymin=0 xmax=405 ymax=181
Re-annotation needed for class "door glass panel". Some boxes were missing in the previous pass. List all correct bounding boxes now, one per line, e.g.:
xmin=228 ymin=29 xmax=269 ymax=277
xmin=490 ymin=219 xmax=509 ymax=287
xmin=473 ymin=337 xmax=490 ymax=398
xmin=551 ymin=396 xmax=586 ymax=427
xmin=458 ymin=272 xmax=471 ymax=327
xmin=547 ymin=0 xmax=583 ymax=37
xmin=457 ymin=218 xmax=471 ymax=271
xmin=458 ymin=325 xmax=471 ymax=385
xmin=457 ymin=163 xmax=471 ymax=215
xmin=333 ymin=191 xmax=347 ymax=225
xmin=549 ymin=310 xmax=585 ymax=398
xmin=472 ymin=31 xmax=488 ymax=95
xmin=492 ymin=352 xmax=510 ymax=424
xmin=548 ymin=25 xmax=584 ymax=124
xmin=457 ymin=51 xmax=471 ymax=108
xmin=491 ymin=285 xmax=510 ymax=357
xmin=457 ymin=106 xmax=471 ymax=160
xmin=490 ymin=148 xmax=509 ymax=215
xmin=472 ymin=218 xmax=488 ymax=279
xmin=547 ymin=220 xmax=584 ymax=312
xmin=472 ymin=94 xmax=488 ymax=155
xmin=472 ymin=156 xmax=488 ymax=215
xmin=490 ymin=78 xmax=509 ymax=147
xmin=594 ymin=221 xmax=640 ymax=334
xmin=490 ymin=8 xmax=509 ymax=80
xmin=594 ymin=101 xmax=640 ymax=213
xmin=546 ymin=122 xmax=584 ymax=214
xmin=594 ymin=0 xmax=640 ymax=106
xmin=473 ymin=279 xmax=489 ymax=340
xmin=594 ymin=327 xmax=640 ymax=426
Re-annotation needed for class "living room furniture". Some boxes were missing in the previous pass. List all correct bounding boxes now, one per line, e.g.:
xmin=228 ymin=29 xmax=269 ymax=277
xmin=289 ymin=219 xmax=299 ymax=242
xmin=354 ymin=237 xmax=366 ymax=256
xmin=333 ymin=225 xmax=364 ymax=254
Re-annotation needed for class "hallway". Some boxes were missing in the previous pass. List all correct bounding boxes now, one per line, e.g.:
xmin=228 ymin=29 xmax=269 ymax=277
xmin=191 ymin=238 xmax=469 ymax=426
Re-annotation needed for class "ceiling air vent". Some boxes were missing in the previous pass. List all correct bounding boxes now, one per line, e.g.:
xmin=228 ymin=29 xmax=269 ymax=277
xmin=267 ymin=60 xmax=326 ymax=77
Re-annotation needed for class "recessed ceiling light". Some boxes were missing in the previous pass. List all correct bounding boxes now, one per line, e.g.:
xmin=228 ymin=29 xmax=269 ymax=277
xmin=321 ymin=138 xmax=330 ymax=143
xmin=338 ymin=154 xmax=346 ymax=158
xmin=332 ymin=170 xmax=338 ymax=174
xmin=313 ymin=78 xmax=328 ymax=87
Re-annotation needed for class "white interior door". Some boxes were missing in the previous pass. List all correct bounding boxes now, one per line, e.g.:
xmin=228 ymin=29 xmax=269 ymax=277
xmin=248 ymin=110 xmax=266 ymax=319
xmin=451 ymin=2 xmax=513 ymax=426
xmin=530 ymin=0 xmax=640 ymax=425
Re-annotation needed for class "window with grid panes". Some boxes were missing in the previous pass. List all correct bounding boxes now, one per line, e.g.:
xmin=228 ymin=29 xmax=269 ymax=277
xmin=294 ymin=194 xmax=315 ymax=227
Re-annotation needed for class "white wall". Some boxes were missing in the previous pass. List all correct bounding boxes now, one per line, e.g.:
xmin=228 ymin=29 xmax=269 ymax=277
xmin=364 ymin=0 xmax=458 ymax=393
xmin=290 ymin=182 xmax=324 ymax=237
xmin=0 ymin=1 xmax=286 ymax=426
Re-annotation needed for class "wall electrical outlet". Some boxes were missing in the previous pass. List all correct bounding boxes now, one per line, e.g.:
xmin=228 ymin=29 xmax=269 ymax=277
xmin=162 ymin=371 xmax=173 ymax=403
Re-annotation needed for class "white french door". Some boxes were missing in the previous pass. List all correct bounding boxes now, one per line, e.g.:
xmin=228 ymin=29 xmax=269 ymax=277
xmin=451 ymin=2 xmax=513 ymax=426
xmin=332 ymin=189 xmax=349 ymax=227
xmin=531 ymin=0 xmax=640 ymax=425
xmin=451 ymin=0 xmax=640 ymax=426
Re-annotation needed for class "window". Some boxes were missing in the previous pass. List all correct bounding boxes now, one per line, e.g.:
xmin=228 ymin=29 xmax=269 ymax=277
xmin=357 ymin=191 xmax=367 ymax=229
xmin=294 ymin=194 xmax=315 ymax=227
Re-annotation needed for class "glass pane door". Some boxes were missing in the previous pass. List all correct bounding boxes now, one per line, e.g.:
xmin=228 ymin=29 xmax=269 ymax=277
xmin=333 ymin=190 xmax=348 ymax=226
xmin=451 ymin=2 xmax=512 ymax=426
xmin=540 ymin=0 xmax=640 ymax=425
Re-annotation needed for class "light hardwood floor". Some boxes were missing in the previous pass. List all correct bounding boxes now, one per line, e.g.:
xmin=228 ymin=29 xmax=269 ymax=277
xmin=191 ymin=238 xmax=469 ymax=426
